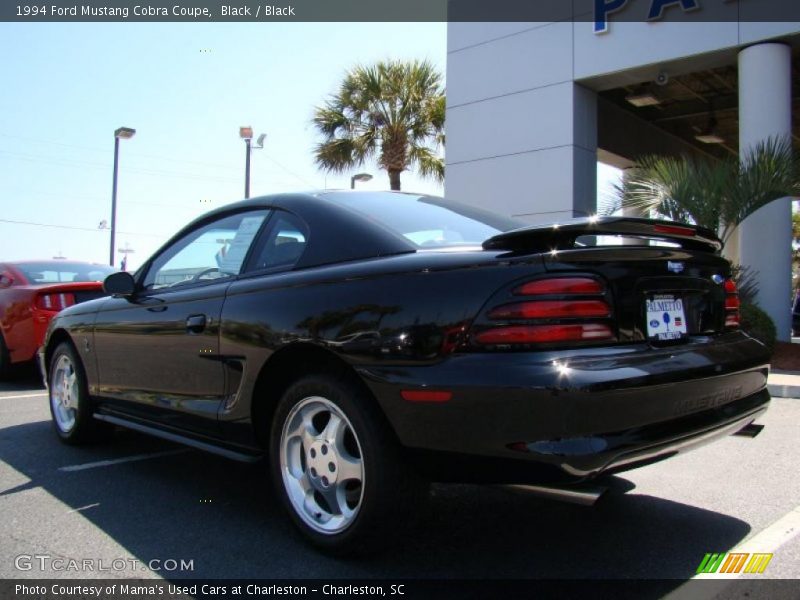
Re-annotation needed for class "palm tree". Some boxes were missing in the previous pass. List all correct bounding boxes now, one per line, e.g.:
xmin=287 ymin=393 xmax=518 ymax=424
xmin=312 ymin=59 xmax=445 ymax=191
xmin=617 ymin=137 xmax=799 ymax=245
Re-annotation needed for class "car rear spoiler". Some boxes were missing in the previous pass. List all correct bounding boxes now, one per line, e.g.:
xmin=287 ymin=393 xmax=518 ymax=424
xmin=482 ymin=217 xmax=723 ymax=254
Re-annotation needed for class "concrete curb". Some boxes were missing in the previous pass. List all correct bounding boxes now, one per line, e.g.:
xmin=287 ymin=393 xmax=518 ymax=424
xmin=767 ymin=384 xmax=800 ymax=398
xmin=768 ymin=370 xmax=800 ymax=399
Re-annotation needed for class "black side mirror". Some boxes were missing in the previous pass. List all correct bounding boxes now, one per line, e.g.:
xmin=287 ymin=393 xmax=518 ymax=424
xmin=103 ymin=271 xmax=136 ymax=297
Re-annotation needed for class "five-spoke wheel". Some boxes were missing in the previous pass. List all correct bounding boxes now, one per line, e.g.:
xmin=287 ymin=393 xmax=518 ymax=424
xmin=48 ymin=342 xmax=109 ymax=444
xmin=50 ymin=353 xmax=79 ymax=433
xmin=280 ymin=396 xmax=364 ymax=534
xmin=270 ymin=374 xmax=425 ymax=553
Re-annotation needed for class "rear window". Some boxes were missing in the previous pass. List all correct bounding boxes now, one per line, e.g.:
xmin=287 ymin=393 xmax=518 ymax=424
xmin=326 ymin=192 xmax=524 ymax=248
xmin=15 ymin=262 xmax=115 ymax=284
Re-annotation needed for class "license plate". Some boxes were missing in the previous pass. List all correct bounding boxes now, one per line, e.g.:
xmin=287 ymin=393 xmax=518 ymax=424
xmin=646 ymin=295 xmax=687 ymax=340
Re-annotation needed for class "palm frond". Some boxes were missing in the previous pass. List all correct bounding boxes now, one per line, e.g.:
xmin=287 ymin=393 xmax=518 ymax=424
xmin=408 ymin=145 xmax=444 ymax=183
xmin=616 ymin=135 xmax=799 ymax=244
xmin=314 ymin=139 xmax=361 ymax=174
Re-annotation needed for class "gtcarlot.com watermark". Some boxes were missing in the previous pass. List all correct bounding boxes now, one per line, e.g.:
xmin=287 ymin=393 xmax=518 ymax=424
xmin=15 ymin=554 xmax=194 ymax=573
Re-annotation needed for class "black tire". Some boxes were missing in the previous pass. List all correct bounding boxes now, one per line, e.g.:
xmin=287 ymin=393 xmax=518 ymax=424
xmin=0 ymin=333 xmax=11 ymax=380
xmin=48 ymin=341 xmax=110 ymax=444
xmin=269 ymin=373 xmax=426 ymax=554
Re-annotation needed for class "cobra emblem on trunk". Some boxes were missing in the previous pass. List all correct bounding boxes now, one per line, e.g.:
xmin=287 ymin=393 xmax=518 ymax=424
xmin=667 ymin=261 xmax=684 ymax=273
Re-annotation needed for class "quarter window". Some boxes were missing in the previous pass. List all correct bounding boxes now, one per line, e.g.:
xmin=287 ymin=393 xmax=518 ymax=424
xmin=250 ymin=213 xmax=308 ymax=271
xmin=144 ymin=211 xmax=268 ymax=290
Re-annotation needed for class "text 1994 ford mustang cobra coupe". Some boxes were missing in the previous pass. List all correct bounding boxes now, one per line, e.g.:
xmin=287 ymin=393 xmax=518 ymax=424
xmin=40 ymin=191 xmax=770 ymax=552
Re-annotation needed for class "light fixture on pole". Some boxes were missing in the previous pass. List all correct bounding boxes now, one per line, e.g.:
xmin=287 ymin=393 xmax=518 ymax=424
xmin=239 ymin=127 xmax=266 ymax=199
xmin=110 ymin=127 xmax=136 ymax=267
xmin=350 ymin=172 xmax=373 ymax=189
xmin=239 ymin=126 xmax=253 ymax=199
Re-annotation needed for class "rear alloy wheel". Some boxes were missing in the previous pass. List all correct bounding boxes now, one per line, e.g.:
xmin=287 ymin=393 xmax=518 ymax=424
xmin=280 ymin=396 xmax=365 ymax=534
xmin=0 ymin=334 xmax=10 ymax=380
xmin=48 ymin=342 xmax=109 ymax=444
xmin=270 ymin=375 xmax=424 ymax=553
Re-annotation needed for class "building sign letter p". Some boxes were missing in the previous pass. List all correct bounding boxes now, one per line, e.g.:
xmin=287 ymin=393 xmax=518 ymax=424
xmin=594 ymin=0 xmax=629 ymax=34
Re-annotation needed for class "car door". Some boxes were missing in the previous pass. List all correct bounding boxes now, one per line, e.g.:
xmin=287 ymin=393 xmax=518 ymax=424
xmin=92 ymin=209 xmax=269 ymax=435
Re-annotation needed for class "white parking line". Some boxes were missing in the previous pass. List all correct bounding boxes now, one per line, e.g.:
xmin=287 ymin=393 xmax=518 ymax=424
xmin=0 ymin=392 xmax=48 ymax=400
xmin=65 ymin=502 xmax=100 ymax=514
xmin=58 ymin=449 xmax=190 ymax=472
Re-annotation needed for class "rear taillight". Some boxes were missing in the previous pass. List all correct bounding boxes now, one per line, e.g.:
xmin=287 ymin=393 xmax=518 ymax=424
xmin=724 ymin=279 xmax=739 ymax=329
xmin=488 ymin=300 xmax=611 ymax=320
xmin=35 ymin=292 xmax=76 ymax=311
xmin=475 ymin=276 xmax=615 ymax=346
xmin=476 ymin=324 xmax=614 ymax=344
xmin=514 ymin=278 xmax=603 ymax=295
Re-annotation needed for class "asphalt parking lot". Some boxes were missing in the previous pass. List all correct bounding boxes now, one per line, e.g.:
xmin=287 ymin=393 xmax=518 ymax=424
xmin=1 ymin=374 xmax=798 ymax=594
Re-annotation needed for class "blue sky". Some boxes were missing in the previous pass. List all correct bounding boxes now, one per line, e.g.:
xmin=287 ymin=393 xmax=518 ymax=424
xmin=0 ymin=22 xmax=619 ymax=270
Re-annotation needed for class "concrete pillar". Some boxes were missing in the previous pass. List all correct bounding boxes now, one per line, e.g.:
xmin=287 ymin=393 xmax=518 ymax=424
xmin=737 ymin=43 xmax=793 ymax=341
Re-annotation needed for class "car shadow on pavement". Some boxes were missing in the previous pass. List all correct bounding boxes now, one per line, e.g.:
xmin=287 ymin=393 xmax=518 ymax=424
xmin=0 ymin=369 xmax=45 ymax=391
xmin=0 ymin=419 xmax=750 ymax=588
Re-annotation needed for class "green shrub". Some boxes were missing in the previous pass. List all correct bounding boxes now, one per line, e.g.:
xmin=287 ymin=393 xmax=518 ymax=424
xmin=739 ymin=302 xmax=777 ymax=352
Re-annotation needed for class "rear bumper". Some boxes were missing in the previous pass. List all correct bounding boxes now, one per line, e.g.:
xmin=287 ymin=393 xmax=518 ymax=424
xmin=358 ymin=332 xmax=770 ymax=483
xmin=36 ymin=346 xmax=48 ymax=387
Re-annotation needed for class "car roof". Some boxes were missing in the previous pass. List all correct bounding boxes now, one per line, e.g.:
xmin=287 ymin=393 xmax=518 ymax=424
xmin=148 ymin=191 xmax=423 ymax=272
xmin=6 ymin=260 xmax=112 ymax=267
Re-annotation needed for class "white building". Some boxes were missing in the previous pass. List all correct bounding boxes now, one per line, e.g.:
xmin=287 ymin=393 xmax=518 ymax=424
xmin=445 ymin=9 xmax=799 ymax=339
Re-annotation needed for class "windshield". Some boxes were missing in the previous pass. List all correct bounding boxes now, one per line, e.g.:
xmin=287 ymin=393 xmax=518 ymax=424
xmin=326 ymin=192 xmax=524 ymax=248
xmin=15 ymin=262 xmax=116 ymax=284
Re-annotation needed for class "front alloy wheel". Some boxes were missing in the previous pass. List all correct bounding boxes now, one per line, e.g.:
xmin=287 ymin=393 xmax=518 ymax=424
xmin=48 ymin=342 xmax=109 ymax=444
xmin=51 ymin=353 xmax=79 ymax=433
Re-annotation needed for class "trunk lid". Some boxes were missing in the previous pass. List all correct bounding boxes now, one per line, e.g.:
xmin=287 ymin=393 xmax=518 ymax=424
xmin=482 ymin=217 xmax=731 ymax=344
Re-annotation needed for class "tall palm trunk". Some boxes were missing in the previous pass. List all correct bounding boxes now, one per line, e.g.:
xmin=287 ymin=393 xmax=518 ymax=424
xmin=388 ymin=169 xmax=402 ymax=191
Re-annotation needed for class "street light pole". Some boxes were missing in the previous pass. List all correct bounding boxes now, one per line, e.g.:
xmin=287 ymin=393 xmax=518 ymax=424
xmin=110 ymin=127 xmax=135 ymax=267
xmin=110 ymin=136 xmax=120 ymax=266
xmin=240 ymin=126 xmax=253 ymax=199
xmin=244 ymin=136 xmax=251 ymax=199
xmin=240 ymin=127 xmax=266 ymax=199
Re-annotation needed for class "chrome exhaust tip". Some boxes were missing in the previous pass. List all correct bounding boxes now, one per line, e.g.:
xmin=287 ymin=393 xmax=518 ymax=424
xmin=500 ymin=483 xmax=608 ymax=506
xmin=732 ymin=423 xmax=764 ymax=438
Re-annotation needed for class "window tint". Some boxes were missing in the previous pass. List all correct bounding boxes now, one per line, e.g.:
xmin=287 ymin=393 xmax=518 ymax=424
xmin=327 ymin=192 xmax=524 ymax=248
xmin=14 ymin=262 xmax=115 ymax=283
xmin=250 ymin=212 xmax=308 ymax=271
xmin=144 ymin=211 xmax=268 ymax=290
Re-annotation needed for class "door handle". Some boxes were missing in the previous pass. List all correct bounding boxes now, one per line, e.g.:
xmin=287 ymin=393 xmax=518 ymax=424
xmin=186 ymin=314 xmax=207 ymax=333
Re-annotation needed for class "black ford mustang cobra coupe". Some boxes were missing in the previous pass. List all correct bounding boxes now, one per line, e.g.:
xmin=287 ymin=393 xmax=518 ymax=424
xmin=40 ymin=191 xmax=770 ymax=551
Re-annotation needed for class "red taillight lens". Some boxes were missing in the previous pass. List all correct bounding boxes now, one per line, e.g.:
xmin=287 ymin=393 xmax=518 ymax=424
xmin=724 ymin=278 xmax=739 ymax=329
xmin=488 ymin=300 xmax=611 ymax=320
xmin=35 ymin=293 xmax=76 ymax=311
xmin=476 ymin=276 xmax=614 ymax=346
xmin=476 ymin=324 xmax=614 ymax=344
xmin=653 ymin=223 xmax=696 ymax=237
xmin=725 ymin=295 xmax=740 ymax=310
xmin=514 ymin=277 xmax=603 ymax=296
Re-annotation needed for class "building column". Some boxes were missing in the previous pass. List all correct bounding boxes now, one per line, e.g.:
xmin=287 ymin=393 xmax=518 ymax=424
xmin=737 ymin=43 xmax=793 ymax=341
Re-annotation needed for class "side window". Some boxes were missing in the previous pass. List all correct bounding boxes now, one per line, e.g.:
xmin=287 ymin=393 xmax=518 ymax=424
xmin=250 ymin=212 xmax=309 ymax=272
xmin=143 ymin=210 xmax=268 ymax=290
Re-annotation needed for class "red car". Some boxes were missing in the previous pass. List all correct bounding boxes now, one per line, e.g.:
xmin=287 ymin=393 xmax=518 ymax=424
xmin=0 ymin=260 xmax=114 ymax=378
